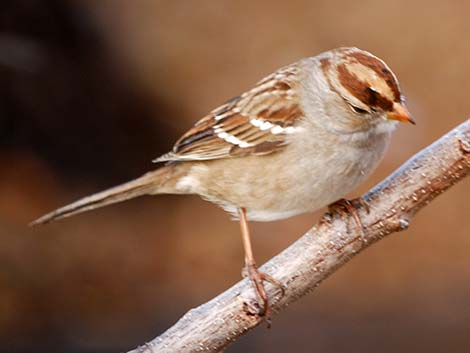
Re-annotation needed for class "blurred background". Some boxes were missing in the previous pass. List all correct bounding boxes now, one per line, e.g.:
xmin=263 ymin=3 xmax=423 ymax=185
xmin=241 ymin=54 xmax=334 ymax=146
xmin=1 ymin=0 xmax=470 ymax=352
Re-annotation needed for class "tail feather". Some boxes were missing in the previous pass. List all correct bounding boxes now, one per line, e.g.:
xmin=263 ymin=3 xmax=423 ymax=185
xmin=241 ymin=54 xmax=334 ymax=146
xmin=30 ymin=165 xmax=175 ymax=226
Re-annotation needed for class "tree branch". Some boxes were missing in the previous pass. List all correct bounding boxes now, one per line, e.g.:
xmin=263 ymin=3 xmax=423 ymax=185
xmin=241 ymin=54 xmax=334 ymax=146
xmin=129 ymin=120 xmax=470 ymax=353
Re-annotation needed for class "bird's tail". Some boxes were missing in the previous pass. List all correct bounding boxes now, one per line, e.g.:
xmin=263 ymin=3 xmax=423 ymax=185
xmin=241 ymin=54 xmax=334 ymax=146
xmin=30 ymin=164 xmax=179 ymax=226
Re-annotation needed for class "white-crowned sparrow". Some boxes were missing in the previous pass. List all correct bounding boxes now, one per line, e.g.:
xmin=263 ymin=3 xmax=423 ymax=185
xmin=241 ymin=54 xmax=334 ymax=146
xmin=32 ymin=47 xmax=414 ymax=318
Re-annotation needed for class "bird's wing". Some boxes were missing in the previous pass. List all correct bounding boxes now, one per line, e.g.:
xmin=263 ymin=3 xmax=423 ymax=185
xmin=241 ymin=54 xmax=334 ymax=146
xmin=154 ymin=64 xmax=306 ymax=162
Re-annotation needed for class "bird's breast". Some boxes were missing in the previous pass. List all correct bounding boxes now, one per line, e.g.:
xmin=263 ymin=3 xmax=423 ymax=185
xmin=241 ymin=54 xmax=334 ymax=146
xmin=179 ymin=128 xmax=392 ymax=222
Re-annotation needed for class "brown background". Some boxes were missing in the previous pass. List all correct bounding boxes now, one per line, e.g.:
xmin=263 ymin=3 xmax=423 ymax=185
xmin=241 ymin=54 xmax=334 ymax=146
xmin=1 ymin=1 xmax=470 ymax=352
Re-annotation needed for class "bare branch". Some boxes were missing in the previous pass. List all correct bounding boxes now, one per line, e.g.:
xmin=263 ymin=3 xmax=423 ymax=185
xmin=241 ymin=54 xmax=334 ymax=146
xmin=129 ymin=120 xmax=470 ymax=353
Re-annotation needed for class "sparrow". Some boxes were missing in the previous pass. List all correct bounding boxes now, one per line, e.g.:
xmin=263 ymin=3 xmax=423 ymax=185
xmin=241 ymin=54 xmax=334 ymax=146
xmin=32 ymin=47 xmax=414 ymax=320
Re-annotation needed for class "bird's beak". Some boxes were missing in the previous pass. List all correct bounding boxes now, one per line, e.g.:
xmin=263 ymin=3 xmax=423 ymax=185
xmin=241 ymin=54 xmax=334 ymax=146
xmin=387 ymin=102 xmax=415 ymax=124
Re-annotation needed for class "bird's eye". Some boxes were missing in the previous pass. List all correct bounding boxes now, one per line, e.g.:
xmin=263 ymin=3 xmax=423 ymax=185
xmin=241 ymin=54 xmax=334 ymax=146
xmin=350 ymin=105 xmax=368 ymax=114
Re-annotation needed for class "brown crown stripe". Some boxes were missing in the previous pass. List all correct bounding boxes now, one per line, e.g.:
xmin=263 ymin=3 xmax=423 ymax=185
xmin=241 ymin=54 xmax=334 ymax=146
xmin=337 ymin=63 xmax=393 ymax=111
xmin=320 ymin=58 xmax=331 ymax=73
xmin=347 ymin=52 xmax=401 ymax=101
xmin=320 ymin=57 xmax=336 ymax=94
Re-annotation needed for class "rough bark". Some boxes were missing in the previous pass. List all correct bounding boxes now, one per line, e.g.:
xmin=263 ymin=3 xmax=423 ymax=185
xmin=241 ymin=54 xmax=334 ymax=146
xmin=130 ymin=120 xmax=470 ymax=353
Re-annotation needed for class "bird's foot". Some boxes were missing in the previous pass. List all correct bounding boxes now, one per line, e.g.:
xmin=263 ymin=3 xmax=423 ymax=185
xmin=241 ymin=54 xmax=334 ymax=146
xmin=327 ymin=197 xmax=369 ymax=242
xmin=242 ymin=263 xmax=285 ymax=327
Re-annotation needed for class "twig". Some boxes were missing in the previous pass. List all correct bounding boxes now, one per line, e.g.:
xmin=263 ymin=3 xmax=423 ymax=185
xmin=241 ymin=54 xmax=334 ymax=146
xmin=129 ymin=120 xmax=470 ymax=353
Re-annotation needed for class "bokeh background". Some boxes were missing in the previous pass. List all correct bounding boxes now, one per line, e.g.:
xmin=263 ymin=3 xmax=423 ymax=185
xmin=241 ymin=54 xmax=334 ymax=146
xmin=2 ymin=1 xmax=470 ymax=352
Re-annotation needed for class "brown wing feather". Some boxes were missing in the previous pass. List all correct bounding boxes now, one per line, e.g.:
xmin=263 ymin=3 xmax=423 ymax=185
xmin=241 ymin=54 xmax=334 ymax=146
xmin=154 ymin=64 xmax=305 ymax=162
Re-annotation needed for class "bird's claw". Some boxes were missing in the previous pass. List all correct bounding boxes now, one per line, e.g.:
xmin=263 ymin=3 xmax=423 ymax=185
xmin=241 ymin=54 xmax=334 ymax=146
xmin=328 ymin=197 xmax=368 ymax=242
xmin=243 ymin=263 xmax=285 ymax=327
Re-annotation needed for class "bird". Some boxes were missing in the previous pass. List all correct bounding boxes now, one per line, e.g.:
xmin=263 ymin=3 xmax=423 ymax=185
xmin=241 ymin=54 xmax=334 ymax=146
xmin=31 ymin=47 xmax=414 ymax=320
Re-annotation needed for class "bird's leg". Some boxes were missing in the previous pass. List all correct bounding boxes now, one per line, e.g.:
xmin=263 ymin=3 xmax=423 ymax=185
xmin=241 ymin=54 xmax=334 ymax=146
xmin=327 ymin=198 xmax=368 ymax=242
xmin=238 ymin=208 xmax=284 ymax=325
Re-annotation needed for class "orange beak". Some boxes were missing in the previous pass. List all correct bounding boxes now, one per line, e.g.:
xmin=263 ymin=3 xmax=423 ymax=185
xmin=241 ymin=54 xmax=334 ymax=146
xmin=387 ymin=102 xmax=415 ymax=124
